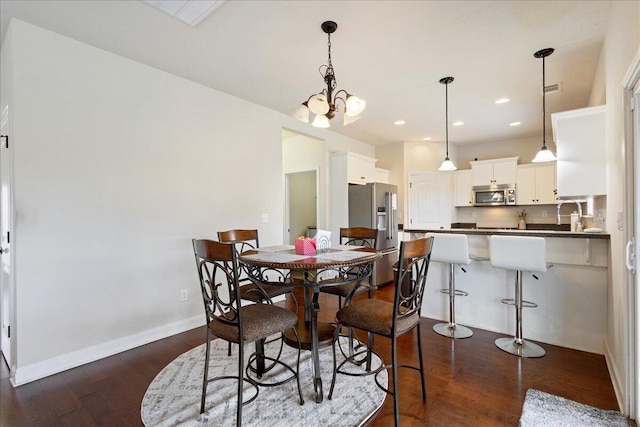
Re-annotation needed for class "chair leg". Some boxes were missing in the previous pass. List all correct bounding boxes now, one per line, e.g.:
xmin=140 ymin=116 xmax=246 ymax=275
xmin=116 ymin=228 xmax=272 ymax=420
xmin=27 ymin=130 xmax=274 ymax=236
xmin=365 ymin=332 xmax=374 ymax=372
xmin=228 ymin=341 xmax=232 ymax=356
xmin=236 ymin=341 xmax=244 ymax=427
xmin=328 ymin=324 xmax=341 ymax=400
xmin=416 ymin=323 xmax=427 ymax=401
xmin=392 ymin=336 xmax=399 ymax=427
xmin=201 ymin=330 xmax=211 ymax=414
xmin=291 ymin=327 xmax=305 ymax=405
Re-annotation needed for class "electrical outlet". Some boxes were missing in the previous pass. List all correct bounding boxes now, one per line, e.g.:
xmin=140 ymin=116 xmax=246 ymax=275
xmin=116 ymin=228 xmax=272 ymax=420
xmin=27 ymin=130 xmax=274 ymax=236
xmin=541 ymin=211 xmax=547 ymax=218
xmin=471 ymin=211 xmax=476 ymax=218
xmin=180 ymin=288 xmax=188 ymax=301
xmin=261 ymin=213 xmax=269 ymax=223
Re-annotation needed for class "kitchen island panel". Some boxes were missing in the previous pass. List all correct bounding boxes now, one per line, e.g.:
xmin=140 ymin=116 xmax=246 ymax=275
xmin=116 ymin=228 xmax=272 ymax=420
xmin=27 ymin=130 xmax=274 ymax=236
xmin=415 ymin=231 xmax=608 ymax=354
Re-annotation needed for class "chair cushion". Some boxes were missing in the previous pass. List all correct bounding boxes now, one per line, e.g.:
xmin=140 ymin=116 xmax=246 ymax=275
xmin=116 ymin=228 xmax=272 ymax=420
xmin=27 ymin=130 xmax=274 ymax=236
xmin=320 ymin=281 xmax=371 ymax=299
xmin=208 ymin=303 xmax=298 ymax=343
xmin=239 ymin=283 xmax=294 ymax=302
xmin=336 ymin=299 xmax=420 ymax=337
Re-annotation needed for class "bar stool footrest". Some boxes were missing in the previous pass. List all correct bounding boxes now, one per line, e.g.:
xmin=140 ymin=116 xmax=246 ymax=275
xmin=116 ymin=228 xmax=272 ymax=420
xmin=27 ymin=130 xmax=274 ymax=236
xmin=439 ymin=289 xmax=469 ymax=297
xmin=500 ymin=298 xmax=537 ymax=308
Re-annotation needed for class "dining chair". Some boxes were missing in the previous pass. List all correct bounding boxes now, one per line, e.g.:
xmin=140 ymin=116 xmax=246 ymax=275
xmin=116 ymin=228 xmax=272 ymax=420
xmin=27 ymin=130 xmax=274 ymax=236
xmin=328 ymin=236 xmax=434 ymax=427
xmin=319 ymin=227 xmax=378 ymax=360
xmin=192 ymin=239 xmax=304 ymax=426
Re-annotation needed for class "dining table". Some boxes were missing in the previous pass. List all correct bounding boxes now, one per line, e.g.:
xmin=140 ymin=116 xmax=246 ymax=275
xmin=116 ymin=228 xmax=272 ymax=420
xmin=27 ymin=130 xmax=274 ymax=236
xmin=239 ymin=244 xmax=381 ymax=403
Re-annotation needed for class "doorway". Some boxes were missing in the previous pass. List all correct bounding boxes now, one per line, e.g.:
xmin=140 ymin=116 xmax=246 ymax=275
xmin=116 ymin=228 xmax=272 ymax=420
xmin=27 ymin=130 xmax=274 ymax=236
xmin=285 ymin=170 xmax=318 ymax=244
xmin=282 ymin=129 xmax=325 ymax=245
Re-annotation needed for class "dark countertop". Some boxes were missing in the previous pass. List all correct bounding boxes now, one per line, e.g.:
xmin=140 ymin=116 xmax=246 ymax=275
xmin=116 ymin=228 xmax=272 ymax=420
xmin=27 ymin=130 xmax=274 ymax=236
xmin=403 ymin=228 xmax=610 ymax=240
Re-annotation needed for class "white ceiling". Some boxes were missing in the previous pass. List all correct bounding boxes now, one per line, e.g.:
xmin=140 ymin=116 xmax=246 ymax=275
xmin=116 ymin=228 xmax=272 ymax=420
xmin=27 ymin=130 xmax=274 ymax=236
xmin=0 ymin=1 xmax=611 ymax=147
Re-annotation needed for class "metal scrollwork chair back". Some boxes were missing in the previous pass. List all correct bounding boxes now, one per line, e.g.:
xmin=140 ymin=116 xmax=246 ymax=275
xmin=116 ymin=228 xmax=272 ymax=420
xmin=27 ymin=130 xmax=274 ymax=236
xmin=192 ymin=239 xmax=304 ymax=426
xmin=329 ymin=236 xmax=434 ymax=427
xmin=218 ymin=229 xmax=297 ymax=308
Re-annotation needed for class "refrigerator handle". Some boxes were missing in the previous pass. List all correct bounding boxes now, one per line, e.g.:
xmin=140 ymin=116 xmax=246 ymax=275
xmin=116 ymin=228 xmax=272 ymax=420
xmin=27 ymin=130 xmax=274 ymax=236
xmin=388 ymin=192 xmax=393 ymax=240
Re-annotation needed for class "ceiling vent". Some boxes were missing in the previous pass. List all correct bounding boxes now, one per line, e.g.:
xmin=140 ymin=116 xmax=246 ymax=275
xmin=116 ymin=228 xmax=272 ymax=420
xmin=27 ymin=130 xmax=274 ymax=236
xmin=143 ymin=0 xmax=227 ymax=27
xmin=542 ymin=82 xmax=561 ymax=95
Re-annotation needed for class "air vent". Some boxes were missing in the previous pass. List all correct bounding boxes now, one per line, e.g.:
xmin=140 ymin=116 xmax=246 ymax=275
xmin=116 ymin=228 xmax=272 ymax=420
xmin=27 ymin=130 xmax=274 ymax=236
xmin=542 ymin=82 xmax=561 ymax=95
xmin=143 ymin=0 xmax=227 ymax=26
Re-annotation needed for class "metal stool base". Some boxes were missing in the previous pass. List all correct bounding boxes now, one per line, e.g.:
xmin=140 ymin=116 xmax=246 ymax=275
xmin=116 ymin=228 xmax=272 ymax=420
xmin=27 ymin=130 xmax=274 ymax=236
xmin=433 ymin=322 xmax=473 ymax=339
xmin=495 ymin=337 xmax=545 ymax=358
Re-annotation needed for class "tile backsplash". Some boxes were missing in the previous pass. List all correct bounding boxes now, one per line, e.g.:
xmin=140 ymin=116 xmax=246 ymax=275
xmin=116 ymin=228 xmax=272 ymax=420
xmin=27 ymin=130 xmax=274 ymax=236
xmin=453 ymin=195 xmax=606 ymax=230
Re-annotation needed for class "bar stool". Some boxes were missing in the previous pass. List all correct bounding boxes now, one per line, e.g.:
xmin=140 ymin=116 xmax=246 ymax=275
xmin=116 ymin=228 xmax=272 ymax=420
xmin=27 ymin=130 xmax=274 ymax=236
xmin=429 ymin=233 xmax=473 ymax=339
xmin=489 ymin=235 xmax=547 ymax=358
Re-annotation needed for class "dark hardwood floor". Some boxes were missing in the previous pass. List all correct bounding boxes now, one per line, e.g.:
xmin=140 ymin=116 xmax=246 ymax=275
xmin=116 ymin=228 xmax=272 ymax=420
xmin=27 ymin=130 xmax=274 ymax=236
xmin=0 ymin=284 xmax=622 ymax=426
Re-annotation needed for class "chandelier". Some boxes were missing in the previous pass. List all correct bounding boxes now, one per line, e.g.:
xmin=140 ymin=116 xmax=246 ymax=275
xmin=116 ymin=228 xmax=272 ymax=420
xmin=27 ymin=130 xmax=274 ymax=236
xmin=292 ymin=21 xmax=366 ymax=128
xmin=532 ymin=48 xmax=557 ymax=163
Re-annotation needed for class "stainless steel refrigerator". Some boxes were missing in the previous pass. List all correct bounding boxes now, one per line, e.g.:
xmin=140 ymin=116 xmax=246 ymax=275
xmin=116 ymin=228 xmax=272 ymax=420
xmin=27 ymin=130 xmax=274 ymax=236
xmin=348 ymin=182 xmax=399 ymax=287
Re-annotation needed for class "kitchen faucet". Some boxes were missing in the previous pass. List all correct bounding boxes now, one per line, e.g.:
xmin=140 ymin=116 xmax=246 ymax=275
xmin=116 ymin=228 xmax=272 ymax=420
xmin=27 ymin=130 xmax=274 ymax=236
xmin=557 ymin=200 xmax=583 ymax=225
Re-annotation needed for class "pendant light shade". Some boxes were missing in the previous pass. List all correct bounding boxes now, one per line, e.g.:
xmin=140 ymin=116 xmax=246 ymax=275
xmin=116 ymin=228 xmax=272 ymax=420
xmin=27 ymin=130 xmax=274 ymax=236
xmin=292 ymin=102 xmax=310 ymax=123
xmin=532 ymin=48 xmax=557 ymax=163
xmin=312 ymin=114 xmax=331 ymax=128
xmin=438 ymin=77 xmax=457 ymax=172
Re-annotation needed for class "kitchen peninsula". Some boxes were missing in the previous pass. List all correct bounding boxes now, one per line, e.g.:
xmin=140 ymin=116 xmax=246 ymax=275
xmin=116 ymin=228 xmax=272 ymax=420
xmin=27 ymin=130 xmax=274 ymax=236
xmin=405 ymin=227 xmax=609 ymax=355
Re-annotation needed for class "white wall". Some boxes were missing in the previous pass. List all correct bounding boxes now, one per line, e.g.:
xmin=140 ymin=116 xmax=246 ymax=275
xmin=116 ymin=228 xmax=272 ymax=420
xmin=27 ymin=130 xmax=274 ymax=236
xmin=0 ymin=19 xmax=375 ymax=384
xmin=456 ymin=134 xmax=555 ymax=168
xmin=599 ymin=1 xmax=640 ymax=409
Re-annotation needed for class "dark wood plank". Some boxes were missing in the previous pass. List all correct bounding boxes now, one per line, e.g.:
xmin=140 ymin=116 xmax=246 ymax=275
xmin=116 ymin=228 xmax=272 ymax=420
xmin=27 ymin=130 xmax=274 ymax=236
xmin=0 ymin=283 xmax=624 ymax=426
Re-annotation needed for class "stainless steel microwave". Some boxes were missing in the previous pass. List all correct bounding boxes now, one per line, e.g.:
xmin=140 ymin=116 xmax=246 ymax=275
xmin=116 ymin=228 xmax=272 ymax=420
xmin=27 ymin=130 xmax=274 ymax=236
xmin=472 ymin=184 xmax=516 ymax=206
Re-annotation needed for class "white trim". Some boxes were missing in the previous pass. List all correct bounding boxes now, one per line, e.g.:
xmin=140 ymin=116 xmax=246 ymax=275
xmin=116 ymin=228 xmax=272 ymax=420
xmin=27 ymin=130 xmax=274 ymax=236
xmin=605 ymin=338 xmax=626 ymax=412
xmin=12 ymin=314 xmax=204 ymax=386
xmin=623 ymin=44 xmax=640 ymax=420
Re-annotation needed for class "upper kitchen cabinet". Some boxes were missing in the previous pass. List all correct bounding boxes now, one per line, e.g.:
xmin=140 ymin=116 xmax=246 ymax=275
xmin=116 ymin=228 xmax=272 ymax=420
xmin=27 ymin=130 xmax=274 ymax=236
xmin=374 ymin=167 xmax=390 ymax=184
xmin=516 ymin=163 xmax=557 ymax=205
xmin=470 ymin=157 xmax=518 ymax=186
xmin=331 ymin=151 xmax=377 ymax=185
xmin=552 ymin=106 xmax=606 ymax=197
xmin=454 ymin=169 xmax=473 ymax=206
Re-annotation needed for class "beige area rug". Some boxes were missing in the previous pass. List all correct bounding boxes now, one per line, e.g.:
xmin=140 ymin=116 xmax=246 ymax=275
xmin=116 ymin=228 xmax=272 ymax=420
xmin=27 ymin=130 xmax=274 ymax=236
xmin=142 ymin=337 xmax=387 ymax=426
xmin=519 ymin=389 xmax=628 ymax=426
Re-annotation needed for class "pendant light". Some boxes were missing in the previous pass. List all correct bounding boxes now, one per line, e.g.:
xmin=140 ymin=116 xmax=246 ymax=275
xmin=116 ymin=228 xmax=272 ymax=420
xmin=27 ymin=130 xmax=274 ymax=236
xmin=438 ymin=77 xmax=457 ymax=171
xmin=292 ymin=21 xmax=366 ymax=128
xmin=532 ymin=48 xmax=557 ymax=163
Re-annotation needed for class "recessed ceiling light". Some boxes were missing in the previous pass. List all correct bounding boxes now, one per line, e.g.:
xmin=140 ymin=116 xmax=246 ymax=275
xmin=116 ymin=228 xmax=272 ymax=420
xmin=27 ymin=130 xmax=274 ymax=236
xmin=394 ymin=120 xmax=406 ymax=125
xmin=495 ymin=98 xmax=510 ymax=104
xmin=509 ymin=122 xmax=521 ymax=127
xmin=453 ymin=121 xmax=464 ymax=126
xmin=423 ymin=137 xmax=432 ymax=141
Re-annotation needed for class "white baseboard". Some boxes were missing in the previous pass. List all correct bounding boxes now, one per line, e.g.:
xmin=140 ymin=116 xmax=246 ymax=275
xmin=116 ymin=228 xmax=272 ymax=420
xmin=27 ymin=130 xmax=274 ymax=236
xmin=603 ymin=338 xmax=625 ymax=413
xmin=12 ymin=314 xmax=204 ymax=386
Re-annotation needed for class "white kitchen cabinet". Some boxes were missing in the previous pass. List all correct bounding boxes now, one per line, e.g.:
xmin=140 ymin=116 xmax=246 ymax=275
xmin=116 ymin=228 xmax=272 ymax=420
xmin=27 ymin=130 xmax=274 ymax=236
xmin=374 ymin=167 xmax=390 ymax=184
xmin=454 ymin=169 xmax=473 ymax=207
xmin=331 ymin=151 xmax=376 ymax=185
xmin=516 ymin=163 xmax=557 ymax=205
xmin=470 ymin=157 xmax=518 ymax=186
xmin=552 ymin=106 xmax=606 ymax=197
